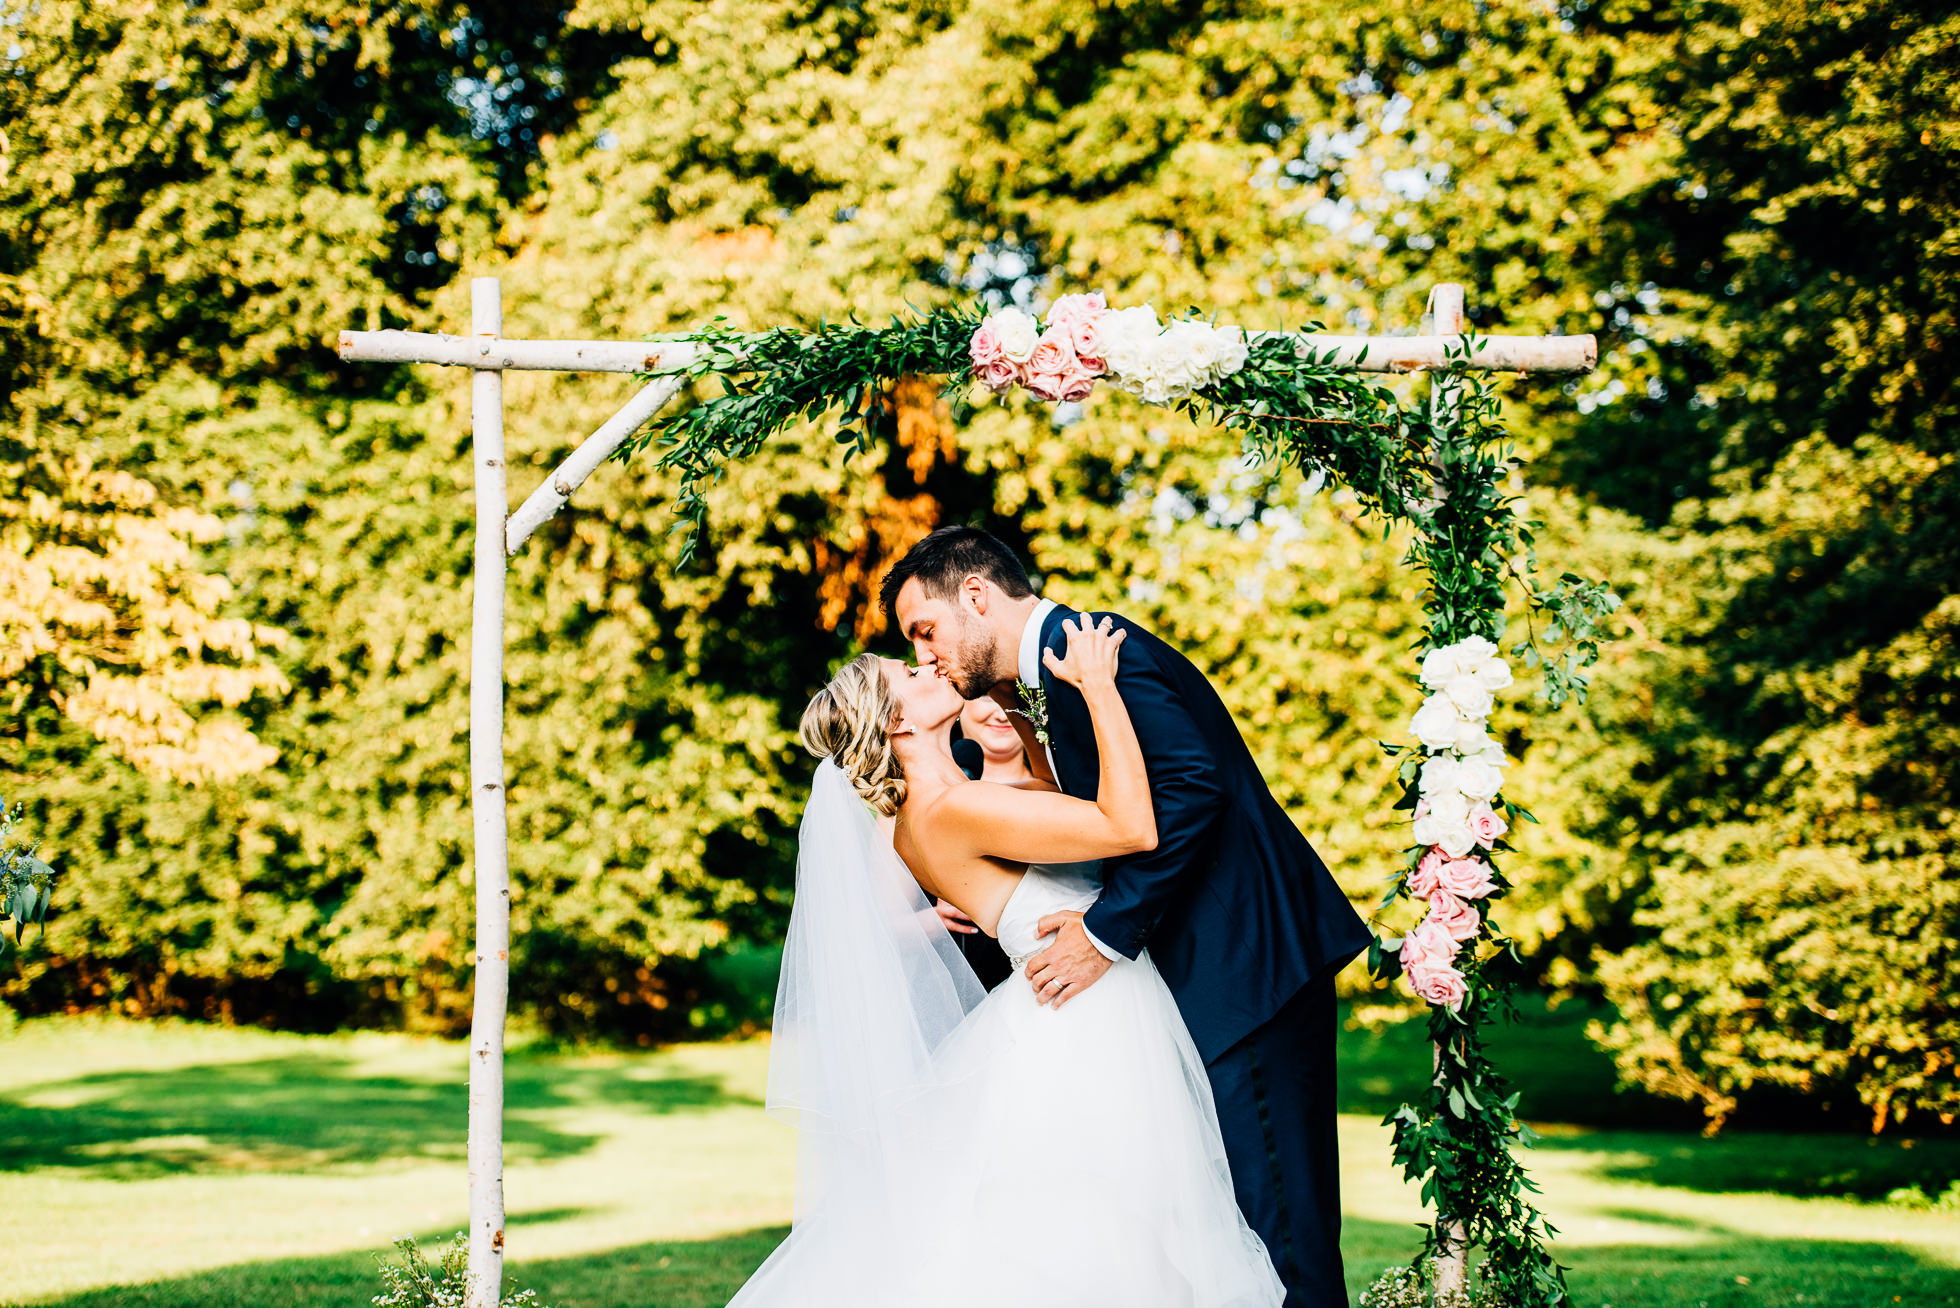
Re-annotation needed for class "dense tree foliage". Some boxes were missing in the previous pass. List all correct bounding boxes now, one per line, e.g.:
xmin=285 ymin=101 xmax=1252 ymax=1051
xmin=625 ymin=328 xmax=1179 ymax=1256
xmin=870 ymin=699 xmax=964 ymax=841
xmin=2 ymin=0 xmax=1951 ymax=1132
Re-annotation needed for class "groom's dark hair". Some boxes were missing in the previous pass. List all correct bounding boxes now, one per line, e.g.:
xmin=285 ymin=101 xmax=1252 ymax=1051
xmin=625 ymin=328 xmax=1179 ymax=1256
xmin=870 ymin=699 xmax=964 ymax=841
xmin=880 ymin=526 xmax=1035 ymax=623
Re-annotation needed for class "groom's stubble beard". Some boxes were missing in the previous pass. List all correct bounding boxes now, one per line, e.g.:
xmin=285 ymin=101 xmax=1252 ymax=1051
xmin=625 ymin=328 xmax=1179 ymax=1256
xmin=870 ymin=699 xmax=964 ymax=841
xmin=945 ymin=608 xmax=1005 ymax=701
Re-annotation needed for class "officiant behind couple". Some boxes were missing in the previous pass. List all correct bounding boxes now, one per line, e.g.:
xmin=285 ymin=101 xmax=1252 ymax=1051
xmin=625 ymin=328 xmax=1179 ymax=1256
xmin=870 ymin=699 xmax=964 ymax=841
xmin=727 ymin=526 xmax=1372 ymax=1308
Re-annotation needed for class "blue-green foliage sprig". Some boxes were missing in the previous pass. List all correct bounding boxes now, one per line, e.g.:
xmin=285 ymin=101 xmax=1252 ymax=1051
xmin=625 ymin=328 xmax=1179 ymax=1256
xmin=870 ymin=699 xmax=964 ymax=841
xmin=0 ymin=797 xmax=55 ymax=958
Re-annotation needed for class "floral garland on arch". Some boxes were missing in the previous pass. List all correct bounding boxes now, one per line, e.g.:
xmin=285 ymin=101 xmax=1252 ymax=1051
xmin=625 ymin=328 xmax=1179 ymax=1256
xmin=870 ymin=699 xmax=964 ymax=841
xmin=623 ymin=296 xmax=1618 ymax=1308
xmin=970 ymin=293 xmax=1251 ymax=404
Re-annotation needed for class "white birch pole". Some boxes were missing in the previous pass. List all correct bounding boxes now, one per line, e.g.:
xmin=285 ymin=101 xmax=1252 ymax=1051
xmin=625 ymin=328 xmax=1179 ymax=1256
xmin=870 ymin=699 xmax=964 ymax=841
xmin=465 ymin=277 xmax=512 ymax=1308
xmin=339 ymin=327 xmax=1595 ymax=376
xmin=1426 ymin=281 xmax=1473 ymax=1303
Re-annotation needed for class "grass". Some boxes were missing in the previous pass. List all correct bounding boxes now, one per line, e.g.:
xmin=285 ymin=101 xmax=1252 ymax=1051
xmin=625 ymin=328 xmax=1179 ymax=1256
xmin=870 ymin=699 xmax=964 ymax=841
xmin=2 ymin=1007 xmax=1956 ymax=1308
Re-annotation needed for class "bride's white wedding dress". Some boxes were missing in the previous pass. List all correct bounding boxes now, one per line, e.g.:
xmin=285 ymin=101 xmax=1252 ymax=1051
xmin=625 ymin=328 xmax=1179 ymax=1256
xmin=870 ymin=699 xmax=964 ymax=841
xmin=729 ymin=764 xmax=1282 ymax=1308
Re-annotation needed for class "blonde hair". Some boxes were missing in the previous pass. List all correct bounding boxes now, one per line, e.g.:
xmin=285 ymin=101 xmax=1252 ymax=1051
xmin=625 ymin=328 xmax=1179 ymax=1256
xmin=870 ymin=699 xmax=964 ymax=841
xmin=800 ymin=653 xmax=908 ymax=816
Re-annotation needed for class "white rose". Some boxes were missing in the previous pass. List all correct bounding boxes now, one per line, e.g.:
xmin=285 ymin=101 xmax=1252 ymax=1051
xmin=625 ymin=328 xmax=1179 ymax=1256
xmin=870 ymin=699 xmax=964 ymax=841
xmin=1452 ymin=635 xmax=1499 ymax=665
xmin=1436 ymin=822 xmax=1480 ymax=859
xmin=1112 ymin=303 xmax=1160 ymax=338
xmin=1423 ymin=787 xmax=1472 ymax=829
xmin=1410 ymin=694 xmax=1464 ymax=750
xmin=1441 ymin=673 xmax=1494 ymax=720
xmin=1411 ymin=809 xmax=1450 ymax=847
xmin=1143 ymin=335 xmax=1190 ymax=384
xmin=1476 ymin=655 xmax=1514 ymax=692
xmin=1213 ymin=326 xmax=1250 ymax=377
xmin=1420 ymin=645 xmax=1471 ymax=690
xmin=1451 ymin=719 xmax=1497 ymax=757
xmin=1418 ymin=754 xmax=1469 ymax=802
xmin=1168 ymin=320 xmax=1220 ymax=378
xmin=991 ymin=308 xmax=1039 ymax=363
xmin=1454 ymin=756 xmax=1505 ymax=802
xmin=1105 ymin=306 xmax=1166 ymax=379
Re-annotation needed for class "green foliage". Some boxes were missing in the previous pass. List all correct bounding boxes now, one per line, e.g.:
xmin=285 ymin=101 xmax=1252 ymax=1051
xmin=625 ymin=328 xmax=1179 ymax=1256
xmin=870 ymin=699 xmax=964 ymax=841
xmin=0 ymin=797 xmax=55 ymax=957
xmin=1 ymin=0 xmax=1947 ymax=1152
xmin=1380 ymin=0 xmax=1960 ymax=1133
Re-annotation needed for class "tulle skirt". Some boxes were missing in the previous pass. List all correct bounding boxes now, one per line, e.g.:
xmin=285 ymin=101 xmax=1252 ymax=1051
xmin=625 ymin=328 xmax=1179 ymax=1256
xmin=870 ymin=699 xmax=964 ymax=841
xmin=728 ymin=948 xmax=1284 ymax=1308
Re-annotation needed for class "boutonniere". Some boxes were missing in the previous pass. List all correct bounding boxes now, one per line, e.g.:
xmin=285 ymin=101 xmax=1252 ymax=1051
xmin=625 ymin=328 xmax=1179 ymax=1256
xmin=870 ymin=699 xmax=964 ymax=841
xmin=1014 ymin=680 xmax=1050 ymax=747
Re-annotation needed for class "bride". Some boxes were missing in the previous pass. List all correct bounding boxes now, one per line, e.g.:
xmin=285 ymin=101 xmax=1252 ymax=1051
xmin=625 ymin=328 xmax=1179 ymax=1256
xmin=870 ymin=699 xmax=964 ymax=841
xmin=728 ymin=616 xmax=1283 ymax=1308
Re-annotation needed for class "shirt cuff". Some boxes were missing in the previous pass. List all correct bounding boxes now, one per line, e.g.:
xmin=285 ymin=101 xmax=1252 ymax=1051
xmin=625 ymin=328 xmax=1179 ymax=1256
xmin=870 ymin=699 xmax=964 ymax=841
xmin=1082 ymin=923 xmax=1123 ymax=963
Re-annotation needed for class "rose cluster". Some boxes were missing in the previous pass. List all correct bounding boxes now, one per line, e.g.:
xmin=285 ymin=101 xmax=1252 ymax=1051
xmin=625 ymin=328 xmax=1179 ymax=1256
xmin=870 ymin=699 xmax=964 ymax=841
xmin=1396 ymin=636 xmax=1515 ymax=1008
xmin=968 ymin=294 xmax=1250 ymax=405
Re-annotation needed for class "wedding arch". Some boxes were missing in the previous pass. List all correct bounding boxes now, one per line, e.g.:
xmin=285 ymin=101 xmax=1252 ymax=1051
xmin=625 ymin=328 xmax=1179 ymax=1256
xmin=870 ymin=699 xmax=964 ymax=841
xmin=339 ymin=278 xmax=1607 ymax=1308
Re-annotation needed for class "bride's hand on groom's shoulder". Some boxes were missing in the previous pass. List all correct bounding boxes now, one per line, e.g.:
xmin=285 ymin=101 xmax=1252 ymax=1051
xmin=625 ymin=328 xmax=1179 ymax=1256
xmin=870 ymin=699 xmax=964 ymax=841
xmin=1042 ymin=615 xmax=1126 ymax=692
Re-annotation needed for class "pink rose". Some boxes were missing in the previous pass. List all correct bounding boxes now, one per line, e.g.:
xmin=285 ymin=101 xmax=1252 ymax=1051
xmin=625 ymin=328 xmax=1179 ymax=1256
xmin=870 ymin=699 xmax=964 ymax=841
xmin=969 ymin=323 xmax=1006 ymax=369
xmin=978 ymin=355 xmax=1021 ymax=394
xmin=1026 ymin=327 xmax=1076 ymax=376
xmin=1469 ymin=801 xmax=1509 ymax=850
xmin=1056 ymin=365 xmax=1097 ymax=402
xmin=1066 ymin=313 xmax=1106 ymax=360
xmin=1425 ymin=889 xmax=1482 ymax=942
xmin=1023 ymin=369 xmax=1066 ymax=401
xmin=1435 ymin=855 xmax=1497 ymax=901
xmin=1409 ymin=962 xmax=1468 ymax=1008
xmin=1076 ymin=352 xmax=1107 ymax=376
xmin=1398 ymin=919 xmax=1459 ymax=973
xmin=1407 ymin=847 xmax=1449 ymax=898
xmin=1045 ymin=291 xmax=1107 ymax=332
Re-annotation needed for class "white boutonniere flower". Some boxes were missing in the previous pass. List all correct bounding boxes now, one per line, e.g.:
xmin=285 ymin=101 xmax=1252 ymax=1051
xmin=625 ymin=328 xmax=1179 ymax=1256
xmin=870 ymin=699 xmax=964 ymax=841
xmin=1014 ymin=680 xmax=1050 ymax=747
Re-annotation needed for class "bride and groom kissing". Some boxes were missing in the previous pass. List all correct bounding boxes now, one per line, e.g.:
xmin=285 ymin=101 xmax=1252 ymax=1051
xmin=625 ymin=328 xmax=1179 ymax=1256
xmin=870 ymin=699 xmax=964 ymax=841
xmin=730 ymin=526 xmax=1374 ymax=1308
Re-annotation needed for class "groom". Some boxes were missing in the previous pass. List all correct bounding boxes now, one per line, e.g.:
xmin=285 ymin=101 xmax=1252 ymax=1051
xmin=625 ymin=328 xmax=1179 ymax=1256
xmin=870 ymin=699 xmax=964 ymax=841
xmin=883 ymin=526 xmax=1373 ymax=1308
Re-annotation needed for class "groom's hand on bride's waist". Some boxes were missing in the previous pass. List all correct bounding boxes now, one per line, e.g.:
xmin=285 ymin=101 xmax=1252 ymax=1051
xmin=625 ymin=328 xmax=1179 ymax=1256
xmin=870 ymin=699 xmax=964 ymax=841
xmin=1026 ymin=910 xmax=1112 ymax=1008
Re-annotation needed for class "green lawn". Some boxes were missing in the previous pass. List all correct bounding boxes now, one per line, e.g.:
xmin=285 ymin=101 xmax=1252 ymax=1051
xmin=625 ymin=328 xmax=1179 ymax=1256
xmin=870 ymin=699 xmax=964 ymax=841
xmin=2 ymin=1009 xmax=1955 ymax=1308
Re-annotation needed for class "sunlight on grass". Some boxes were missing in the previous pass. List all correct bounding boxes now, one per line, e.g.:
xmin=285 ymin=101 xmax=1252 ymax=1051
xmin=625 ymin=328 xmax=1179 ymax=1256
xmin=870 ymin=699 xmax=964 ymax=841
xmin=2 ymin=1013 xmax=1956 ymax=1308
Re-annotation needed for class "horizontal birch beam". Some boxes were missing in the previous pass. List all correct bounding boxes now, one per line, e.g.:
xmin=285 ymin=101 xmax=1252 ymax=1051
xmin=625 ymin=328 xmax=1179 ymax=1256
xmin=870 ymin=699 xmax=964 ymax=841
xmin=504 ymin=375 xmax=691 ymax=555
xmin=341 ymin=328 xmax=1596 ymax=376
xmin=338 ymin=330 xmax=705 ymax=373
xmin=1285 ymin=332 xmax=1596 ymax=374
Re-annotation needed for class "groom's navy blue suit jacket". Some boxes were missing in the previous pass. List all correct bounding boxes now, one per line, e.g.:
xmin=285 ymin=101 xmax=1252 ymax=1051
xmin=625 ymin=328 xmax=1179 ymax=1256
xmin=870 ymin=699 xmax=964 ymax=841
xmin=1040 ymin=604 xmax=1372 ymax=1064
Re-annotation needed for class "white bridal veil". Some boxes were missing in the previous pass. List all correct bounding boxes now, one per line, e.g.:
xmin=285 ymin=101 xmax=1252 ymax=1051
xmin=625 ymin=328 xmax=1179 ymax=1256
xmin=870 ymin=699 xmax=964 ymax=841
xmin=731 ymin=760 xmax=993 ymax=1307
xmin=765 ymin=759 xmax=987 ymax=1138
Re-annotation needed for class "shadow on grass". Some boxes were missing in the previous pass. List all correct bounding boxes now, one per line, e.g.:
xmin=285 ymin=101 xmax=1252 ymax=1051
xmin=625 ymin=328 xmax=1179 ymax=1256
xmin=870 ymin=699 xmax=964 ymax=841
xmin=1337 ymin=997 xmax=1705 ymax=1132
xmin=27 ymin=1218 xmax=1960 ymax=1308
xmin=0 ymin=1051 xmax=754 ymax=1178
xmin=1527 ymin=1126 xmax=1960 ymax=1202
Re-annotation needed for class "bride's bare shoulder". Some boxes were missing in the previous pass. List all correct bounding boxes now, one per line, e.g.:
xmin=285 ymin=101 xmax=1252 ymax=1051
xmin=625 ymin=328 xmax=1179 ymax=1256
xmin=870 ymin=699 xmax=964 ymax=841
xmin=929 ymin=778 xmax=1063 ymax=837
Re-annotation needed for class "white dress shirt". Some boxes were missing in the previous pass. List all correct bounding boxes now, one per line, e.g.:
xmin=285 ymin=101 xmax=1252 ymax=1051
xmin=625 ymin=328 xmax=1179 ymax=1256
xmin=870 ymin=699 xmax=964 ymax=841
xmin=1015 ymin=598 xmax=1122 ymax=963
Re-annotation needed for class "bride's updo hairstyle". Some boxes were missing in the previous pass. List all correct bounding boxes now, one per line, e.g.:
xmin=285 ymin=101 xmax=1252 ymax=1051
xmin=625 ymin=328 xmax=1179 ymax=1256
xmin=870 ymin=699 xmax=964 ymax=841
xmin=800 ymin=653 xmax=908 ymax=816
